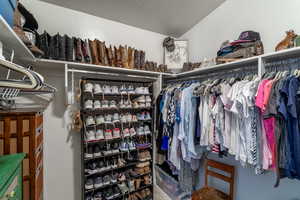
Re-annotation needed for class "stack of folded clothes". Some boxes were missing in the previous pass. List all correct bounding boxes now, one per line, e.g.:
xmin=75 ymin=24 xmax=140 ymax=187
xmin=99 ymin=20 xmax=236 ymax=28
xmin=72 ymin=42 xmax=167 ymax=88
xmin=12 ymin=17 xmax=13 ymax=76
xmin=216 ymin=31 xmax=264 ymax=64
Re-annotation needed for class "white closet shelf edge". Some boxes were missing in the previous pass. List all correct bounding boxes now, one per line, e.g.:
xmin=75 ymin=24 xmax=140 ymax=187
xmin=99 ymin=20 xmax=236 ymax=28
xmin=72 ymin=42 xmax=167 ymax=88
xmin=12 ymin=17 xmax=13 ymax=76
xmin=0 ymin=16 xmax=35 ymax=61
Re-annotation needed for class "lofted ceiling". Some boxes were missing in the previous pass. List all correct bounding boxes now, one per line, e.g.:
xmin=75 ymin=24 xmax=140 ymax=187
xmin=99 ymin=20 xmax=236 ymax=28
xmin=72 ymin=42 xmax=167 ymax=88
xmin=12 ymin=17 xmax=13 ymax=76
xmin=40 ymin=0 xmax=225 ymax=37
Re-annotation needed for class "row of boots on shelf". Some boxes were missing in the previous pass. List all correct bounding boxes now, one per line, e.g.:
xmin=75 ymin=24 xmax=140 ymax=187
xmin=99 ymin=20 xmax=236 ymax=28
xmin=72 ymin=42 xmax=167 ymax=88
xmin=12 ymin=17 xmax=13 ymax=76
xmin=36 ymin=32 xmax=168 ymax=72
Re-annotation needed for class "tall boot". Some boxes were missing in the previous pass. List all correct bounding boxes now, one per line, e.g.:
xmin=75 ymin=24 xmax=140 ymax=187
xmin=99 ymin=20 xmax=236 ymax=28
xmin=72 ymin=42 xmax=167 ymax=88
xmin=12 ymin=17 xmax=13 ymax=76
xmin=81 ymin=39 xmax=90 ymax=63
xmin=107 ymin=45 xmax=114 ymax=66
xmin=89 ymin=39 xmax=99 ymax=65
xmin=140 ymin=51 xmax=145 ymax=69
xmin=39 ymin=31 xmax=50 ymax=59
xmin=59 ymin=34 xmax=66 ymax=61
xmin=95 ymin=40 xmax=103 ymax=65
xmin=128 ymin=47 xmax=134 ymax=69
xmin=121 ymin=45 xmax=129 ymax=68
xmin=74 ymin=38 xmax=83 ymax=62
xmin=134 ymin=50 xmax=140 ymax=69
xmin=65 ymin=35 xmax=74 ymax=62
xmin=102 ymin=42 xmax=109 ymax=65
xmin=116 ymin=46 xmax=122 ymax=67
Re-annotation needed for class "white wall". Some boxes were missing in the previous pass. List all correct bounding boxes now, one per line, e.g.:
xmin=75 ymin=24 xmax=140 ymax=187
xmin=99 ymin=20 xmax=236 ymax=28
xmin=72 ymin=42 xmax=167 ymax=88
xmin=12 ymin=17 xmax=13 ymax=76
xmin=19 ymin=1 xmax=166 ymax=200
xmin=181 ymin=0 xmax=300 ymax=62
xmin=180 ymin=0 xmax=300 ymax=199
xmin=21 ymin=0 xmax=166 ymax=64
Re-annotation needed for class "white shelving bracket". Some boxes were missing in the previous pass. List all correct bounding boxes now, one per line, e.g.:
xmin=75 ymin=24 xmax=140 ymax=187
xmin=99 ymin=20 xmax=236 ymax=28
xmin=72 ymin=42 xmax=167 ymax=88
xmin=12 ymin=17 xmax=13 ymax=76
xmin=258 ymin=56 xmax=265 ymax=78
xmin=65 ymin=63 xmax=69 ymax=106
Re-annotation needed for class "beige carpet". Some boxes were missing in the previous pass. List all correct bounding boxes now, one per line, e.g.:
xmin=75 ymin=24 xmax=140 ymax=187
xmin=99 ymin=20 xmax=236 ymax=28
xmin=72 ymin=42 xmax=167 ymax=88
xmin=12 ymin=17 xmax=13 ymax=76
xmin=154 ymin=185 xmax=171 ymax=200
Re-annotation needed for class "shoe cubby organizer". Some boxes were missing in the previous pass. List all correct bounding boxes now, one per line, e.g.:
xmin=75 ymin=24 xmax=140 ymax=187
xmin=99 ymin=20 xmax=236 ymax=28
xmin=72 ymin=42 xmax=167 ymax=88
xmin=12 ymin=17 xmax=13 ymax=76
xmin=80 ymin=78 xmax=154 ymax=200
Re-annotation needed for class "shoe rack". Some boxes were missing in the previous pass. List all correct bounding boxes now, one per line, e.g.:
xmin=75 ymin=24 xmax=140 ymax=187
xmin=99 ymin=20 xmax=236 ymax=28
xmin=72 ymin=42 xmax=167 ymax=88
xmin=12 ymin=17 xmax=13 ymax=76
xmin=80 ymin=78 xmax=154 ymax=200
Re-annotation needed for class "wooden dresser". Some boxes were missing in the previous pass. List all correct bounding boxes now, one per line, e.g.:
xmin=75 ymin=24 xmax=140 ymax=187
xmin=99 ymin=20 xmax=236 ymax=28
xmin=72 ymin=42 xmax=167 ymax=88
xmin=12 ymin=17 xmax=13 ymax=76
xmin=0 ymin=109 xmax=43 ymax=200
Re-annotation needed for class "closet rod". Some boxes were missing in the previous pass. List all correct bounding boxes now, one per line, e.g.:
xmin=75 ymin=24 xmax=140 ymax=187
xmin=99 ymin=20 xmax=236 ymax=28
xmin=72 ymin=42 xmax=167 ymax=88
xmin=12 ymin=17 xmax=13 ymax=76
xmin=67 ymin=68 xmax=158 ymax=81
xmin=165 ymin=65 xmax=258 ymax=84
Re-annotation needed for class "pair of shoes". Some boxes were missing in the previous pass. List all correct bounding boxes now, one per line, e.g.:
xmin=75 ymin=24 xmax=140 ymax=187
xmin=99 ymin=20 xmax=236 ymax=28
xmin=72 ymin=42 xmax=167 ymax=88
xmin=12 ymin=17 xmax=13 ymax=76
xmin=85 ymin=129 xmax=105 ymax=142
xmin=84 ymin=143 xmax=105 ymax=158
xmin=137 ymin=126 xmax=151 ymax=136
xmin=120 ymin=85 xmax=135 ymax=95
xmin=120 ymin=113 xmax=135 ymax=123
xmin=135 ymin=87 xmax=150 ymax=95
xmin=138 ymin=150 xmax=152 ymax=162
xmin=119 ymin=99 xmax=133 ymax=108
xmin=137 ymin=112 xmax=151 ymax=121
xmin=122 ymin=128 xmax=136 ymax=137
xmin=100 ymin=100 xmax=118 ymax=109
xmin=120 ymin=140 xmax=136 ymax=152
xmin=133 ymin=95 xmax=152 ymax=103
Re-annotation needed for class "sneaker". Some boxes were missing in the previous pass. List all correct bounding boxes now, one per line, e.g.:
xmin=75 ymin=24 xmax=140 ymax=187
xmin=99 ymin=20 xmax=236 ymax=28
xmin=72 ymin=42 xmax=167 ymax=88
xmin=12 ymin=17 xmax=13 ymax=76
xmin=119 ymin=99 xmax=126 ymax=109
xmin=86 ymin=130 xmax=96 ymax=141
xmin=145 ymin=102 xmax=151 ymax=108
xmin=101 ymin=100 xmax=109 ymax=109
xmin=137 ymin=127 xmax=145 ymax=136
xmin=112 ymin=143 xmax=120 ymax=154
xmin=128 ymin=180 xmax=135 ymax=192
xmin=145 ymin=96 xmax=152 ymax=103
xmin=111 ymin=86 xmax=119 ymax=94
xmin=98 ymin=160 xmax=106 ymax=172
xmin=90 ymin=162 xmax=98 ymax=174
xmin=94 ymin=177 xmax=103 ymax=188
xmin=96 ymin=115 xmax=105 ymax=125
xmin=94 ymin=144 xmax=102 ymax=157
xmin=103 ymin=175 xmax=111 ymax=185
xmin=85 ymin=178 xmax=94 ymax=190
xmin=120 ymin=85 xmax=127 ymax=95
xmin=94 ymin=100 xmax=101 ymax=109
xmin=118 ymin=182 xmax=129 ymax=194
xmin=132 ymin=115 xmax=138 ymax=122
xmin=86 ymin=116 xmax=96 ymax=126
xmin=133 ymin=101 xmax=139 ymax=109
xmin=85 ymin=145 xmax=93 ymax=159
xmin=113 ymin=128 xmax=121 ymax=139
xmin=137 ymin=113 xmax=145 ymax=121
xmin=112 ymin=186 xmax=121 ymax=197
xmin=124 ymin=100 xmax=132 ymax=108
xmin=94 ymin=84 xmax=103 ymax=94
xmin=105 ymin=129 xmax=113 ymax=140
xmin=105 ymin=115 xmax=112 ymax=124
xmin=111 ymin=173 xmax=118 ymax=184
xmin=86 ymin=195 xmax=93 ymax=200
xmin=95 ymin=129 xmax=104 ymax=140
xmin=123 ymin=128 xmax=130 ymax=137
xmin=145 ymin=112 xmax=151 ymax=120
xmin=112 ymin=113 xmax=120 ymax=123
xmin=144 ymin=87 xmax=150 ymax=94
xmin=84 ymin=100 xmax=93 ymax=110
xmin=84 ymin=83 xmax=93 ymax=93
xmin=135 ymin=87 xmax=144 ymax=94
xmin=120 ymin=114 xmax=127 ymax=123
xmin=144 ymin=125 xmax=151 ymax=135
xmin=109 ymin=100 xmax=118 ymax=109
xmin=103 ymin=85 xmax=112 ymax=94
xmin=126 ymin=113 xmax=132 ymax=122
xmin=94 ymin=192 xmax=102 ymax=200
xmin=120 ymin=141 xmax=129 ymax=152
xmin=127 ymin=85 xmax=135 ymax=94
xmin=128 ymin=140 xmax=136 ymax=151
xmin=129 ymin=128 xmax=136 ymax=136
xmin=135 ymin=95 xmax=146 ymax=103
xmin=139 ymin=103 xmax=146 ymax=108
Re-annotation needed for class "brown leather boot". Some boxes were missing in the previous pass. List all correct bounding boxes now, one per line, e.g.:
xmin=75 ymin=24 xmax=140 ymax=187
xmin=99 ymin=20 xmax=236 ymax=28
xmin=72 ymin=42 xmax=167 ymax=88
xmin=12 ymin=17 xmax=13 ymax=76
xmin=116 ymin=46 xmax=122 ymax=67
xmin=128 ymin=47 xmax=134 ymax=69
xmin=89 ymin=40 xmax=99 ymax=64
xmin=121 ymin=45 xmax=129 ymax=68
xmin=140 ymin=51 xmax=145 ymax=69
xmin=164 ymin=64 xmax=168 ymax=72
xmin=102 ymin=42 xmax=109 ymax=65
xmin=107 ymin=45 xmax=113 ymax=66
xmin=134 ymin=50 xmax=140 ymax=69
xmin=95 ymin=40 xmax=103 ymax=65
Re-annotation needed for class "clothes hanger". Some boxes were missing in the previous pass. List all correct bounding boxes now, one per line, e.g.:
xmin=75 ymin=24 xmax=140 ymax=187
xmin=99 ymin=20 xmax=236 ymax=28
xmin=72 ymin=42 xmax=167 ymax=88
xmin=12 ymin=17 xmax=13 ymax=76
xmin=0 ymin=58 xmax=39 ymax=89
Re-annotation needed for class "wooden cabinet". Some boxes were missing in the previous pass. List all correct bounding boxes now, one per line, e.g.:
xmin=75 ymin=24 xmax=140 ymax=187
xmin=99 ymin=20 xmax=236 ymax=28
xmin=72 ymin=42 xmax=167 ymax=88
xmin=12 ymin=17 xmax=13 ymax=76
xmin=0 ymin=153 xmax=25 ymax=200
xmin=0 ymin=109 xmax=43 ymax=200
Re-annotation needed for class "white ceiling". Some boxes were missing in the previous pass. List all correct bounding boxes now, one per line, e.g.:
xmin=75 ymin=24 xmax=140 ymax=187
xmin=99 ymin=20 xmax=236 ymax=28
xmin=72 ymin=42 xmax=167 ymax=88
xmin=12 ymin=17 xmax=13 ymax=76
xmin=40 ymin=0 xmax=225 ymax=37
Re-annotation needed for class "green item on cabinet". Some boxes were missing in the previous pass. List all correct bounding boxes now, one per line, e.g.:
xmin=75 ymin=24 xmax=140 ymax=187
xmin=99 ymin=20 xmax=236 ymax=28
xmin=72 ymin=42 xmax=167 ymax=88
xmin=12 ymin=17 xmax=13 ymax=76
xmin=0 ymin=153 xmax=25 ymax=200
